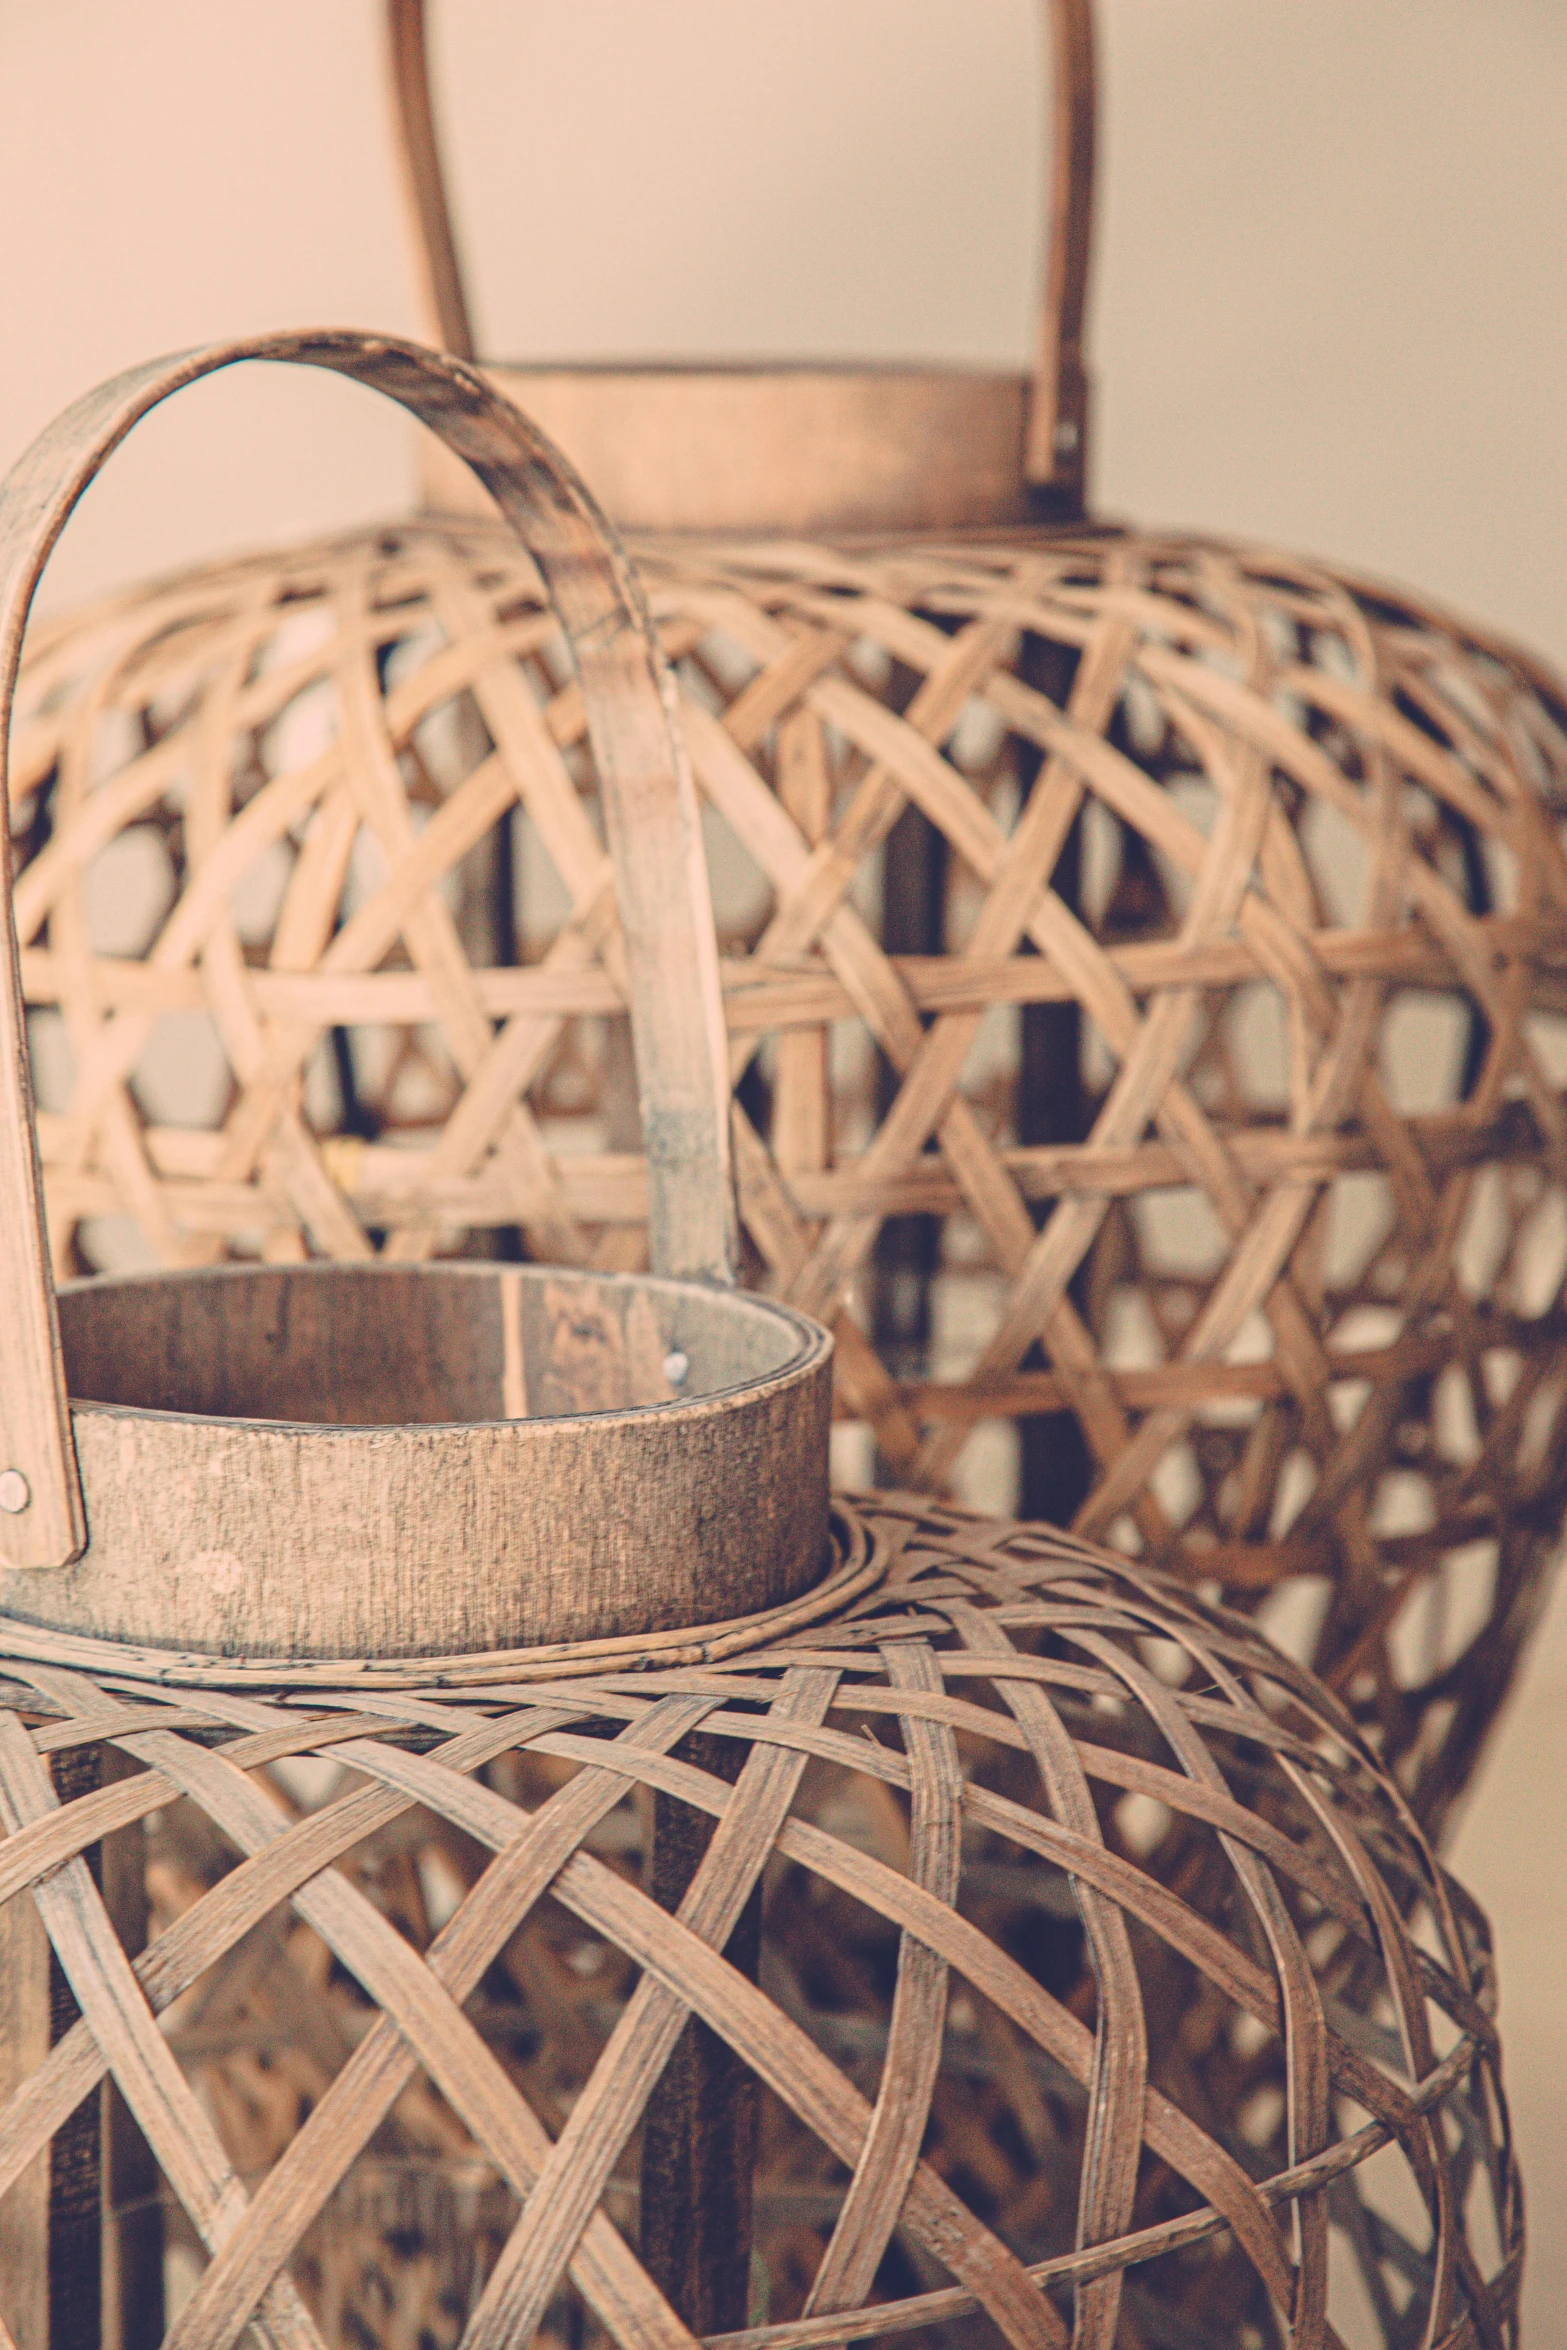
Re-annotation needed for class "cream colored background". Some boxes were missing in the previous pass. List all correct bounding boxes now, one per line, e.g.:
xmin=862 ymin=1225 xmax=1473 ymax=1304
xmin=2 ymin=0 xmax=1565 ymax=2328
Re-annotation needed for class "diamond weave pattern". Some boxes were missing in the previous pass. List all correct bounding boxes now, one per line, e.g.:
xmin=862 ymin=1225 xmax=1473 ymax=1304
xmin=14 ymin=521 xmax=1567 ymax=1828
xmin=0 ymin=1498 xmax=1520 ymax=2349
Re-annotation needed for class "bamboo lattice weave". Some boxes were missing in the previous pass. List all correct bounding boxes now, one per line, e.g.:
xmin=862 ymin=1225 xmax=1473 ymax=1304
xmin=0 ymin=1497 xmax=1521 ymax=2349
xmin=13 ymin=519 xmax=1567 ymax=1830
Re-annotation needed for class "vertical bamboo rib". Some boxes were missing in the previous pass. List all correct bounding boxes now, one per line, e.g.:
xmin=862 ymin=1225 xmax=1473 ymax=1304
xmin=0 ymin=1789 xmax=50 ymax=2350
xmin=1016 ymin=634 xmax=1093 ymax=1525
xmin=640 ymin=1738 xmax=761 ymax=2337
xmin=100 ymin=1751 xmax=162 ymax=2350
xmin=45 ymin=1744 xmax=102 ymax=2350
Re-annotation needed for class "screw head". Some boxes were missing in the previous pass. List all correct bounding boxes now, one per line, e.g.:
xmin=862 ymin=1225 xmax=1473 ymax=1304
xmin=662 ymin=1350 xmax=690 ymax=1389
xmin=0 ymin=1469 xmax=31 ymax=1515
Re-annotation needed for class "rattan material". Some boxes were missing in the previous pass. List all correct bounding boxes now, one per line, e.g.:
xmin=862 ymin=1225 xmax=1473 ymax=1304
xmin=15 ymin=516 xmax=1567 ymax=1831
xmin=0 ymin=1495 xmax=1521 ymax=2350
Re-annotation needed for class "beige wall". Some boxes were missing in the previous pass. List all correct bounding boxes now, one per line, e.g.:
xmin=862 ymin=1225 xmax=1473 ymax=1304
xmin=10 ymin=1 xmax=1567 ymax=643
xmin=3 ymin=0 xmax=1565 ymax=2330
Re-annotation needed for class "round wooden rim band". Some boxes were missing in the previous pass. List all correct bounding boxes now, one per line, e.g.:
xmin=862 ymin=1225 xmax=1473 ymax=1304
xmin=381 ymin=0 xmax=1097 ymax=495
xmin=0 ymin=330 xmax=737 ymax=1572
xmin=0 ymin=1501 xmax=882 ymax=1691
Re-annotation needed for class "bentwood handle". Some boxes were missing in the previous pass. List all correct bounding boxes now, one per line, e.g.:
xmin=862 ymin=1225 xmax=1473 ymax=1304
xmin=383 ymin=0 xmax=1097 ymax=505
xmin=0 ymin=330 xmax=736 ymax=1570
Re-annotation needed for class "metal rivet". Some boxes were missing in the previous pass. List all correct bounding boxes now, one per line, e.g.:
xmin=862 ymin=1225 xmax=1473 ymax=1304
xmin=662 ymin=1350 xmax=690 ymax=1388
xmin=0 ymin=1469 xmax=31 ymax=1515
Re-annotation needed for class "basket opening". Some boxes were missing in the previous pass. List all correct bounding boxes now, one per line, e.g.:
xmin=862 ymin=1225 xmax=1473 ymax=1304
xmin=56 ymin=1262 xmax=810 ymax=1430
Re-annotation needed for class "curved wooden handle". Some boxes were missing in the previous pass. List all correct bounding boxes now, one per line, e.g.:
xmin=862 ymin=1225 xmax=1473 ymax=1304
xmin=0 ymin=330 xmax=736 ymax=1569
xmin=384 ymin=0 xmax=1096 ymax=508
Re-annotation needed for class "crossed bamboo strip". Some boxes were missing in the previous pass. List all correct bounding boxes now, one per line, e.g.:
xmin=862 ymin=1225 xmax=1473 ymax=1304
xmin=0 ymin=1496 xmax=1521 ymax=2349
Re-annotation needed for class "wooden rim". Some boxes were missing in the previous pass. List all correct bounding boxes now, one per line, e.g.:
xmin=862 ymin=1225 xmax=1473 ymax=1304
xmin=56 ymin=1260 xmax=826 ymax=1435
xmin=5 ymin=1260 xmax=833 ymax=1659
xmin=417 ymin=365 xmax=1046 ymax=535
xmin=382 ymin=0 xmax=1095 ymax=509
xmin=0 ymin=1500 xmax=882 ymax=1692
xmin=0 ymin=332 xmax=736 ymax=1572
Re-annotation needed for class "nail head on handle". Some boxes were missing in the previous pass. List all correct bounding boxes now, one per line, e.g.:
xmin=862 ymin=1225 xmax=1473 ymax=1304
xmin=0 ymin=1470 xmax=31 ymax=1515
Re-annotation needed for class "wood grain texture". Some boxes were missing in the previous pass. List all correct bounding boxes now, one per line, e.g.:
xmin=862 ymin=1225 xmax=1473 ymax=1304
xmin=0 ymin=1262 xmax=829 ymax=1658
xmin=385 ymin=0 xmax=1096 ymax=525
xmin=0 ymin=1502 xmax=881 ymax=1695
xmin=0 ymin=1498 xmax=1522 ymax=2349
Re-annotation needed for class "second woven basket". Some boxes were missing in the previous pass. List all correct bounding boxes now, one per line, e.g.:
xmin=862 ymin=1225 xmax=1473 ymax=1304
xmin=10 ymin=1 xmax=1567 ymax=1842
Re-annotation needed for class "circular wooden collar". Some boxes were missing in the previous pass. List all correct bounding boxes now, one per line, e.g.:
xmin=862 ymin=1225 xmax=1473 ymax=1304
xmin=0 ymin=1498 xmax=880 ymax=1692
xmin=0 ymin=1262 xmax=832 ymax=1662
xmin=421 ymin=365 xmax=1044 ymax=536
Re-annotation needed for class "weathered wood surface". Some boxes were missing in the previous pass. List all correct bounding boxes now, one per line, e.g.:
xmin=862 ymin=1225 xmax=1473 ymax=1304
xmin=386 ymin=0 xmax=1096 ymax=529
xmin=0 ymin=1263 xmax=830 ymax=1659
xmin=0 ymin=328 xmax=741 ymax=1575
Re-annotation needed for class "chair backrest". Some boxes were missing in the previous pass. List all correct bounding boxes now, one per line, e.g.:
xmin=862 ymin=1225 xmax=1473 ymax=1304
xmin=0 ymin=330 xmax=736 ymax=1570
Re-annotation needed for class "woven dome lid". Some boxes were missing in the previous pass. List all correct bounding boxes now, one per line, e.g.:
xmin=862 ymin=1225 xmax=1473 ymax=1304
xmin=0 ymin=1493 xmax=1520 ymax=2347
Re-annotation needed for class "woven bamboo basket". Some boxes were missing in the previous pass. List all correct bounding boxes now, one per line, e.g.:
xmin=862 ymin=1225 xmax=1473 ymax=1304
xmin=11 ymin=0 xmax=1567 ymax=1844
xmin=0 ymin=337 xmax=1524 ymax=2350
